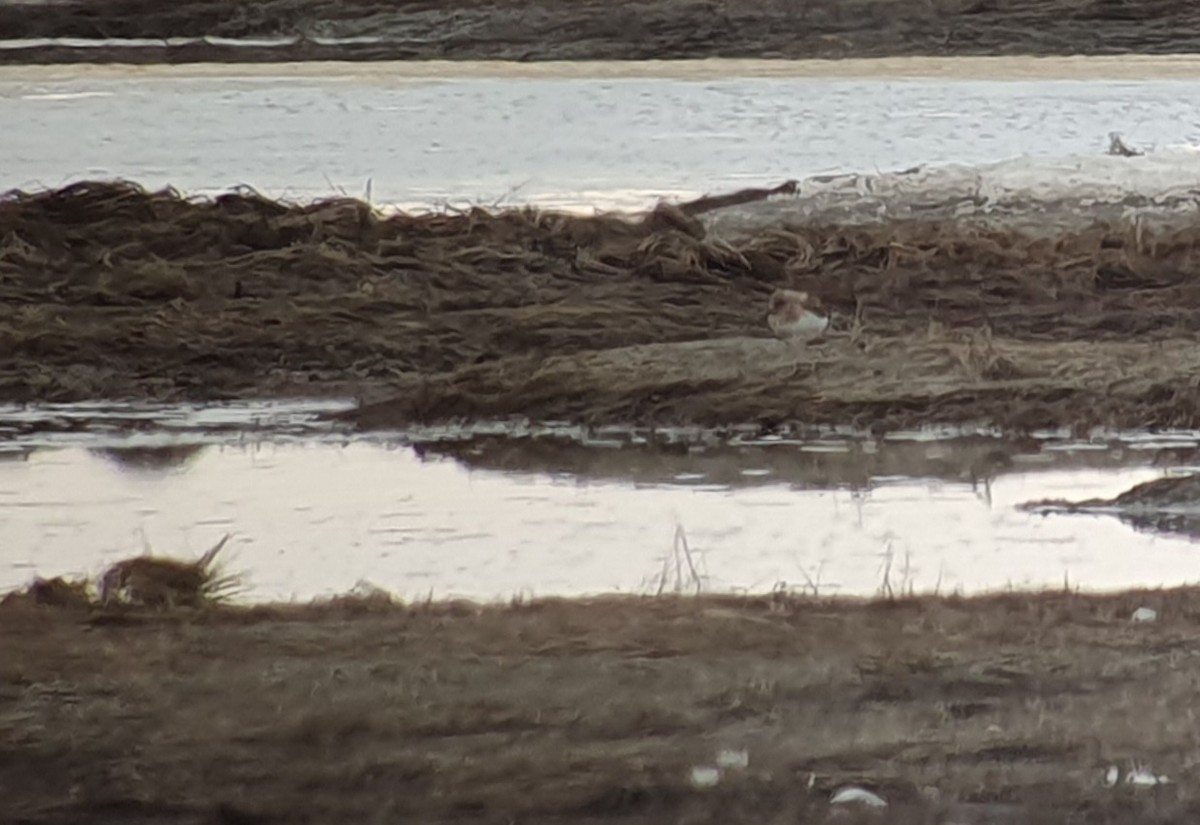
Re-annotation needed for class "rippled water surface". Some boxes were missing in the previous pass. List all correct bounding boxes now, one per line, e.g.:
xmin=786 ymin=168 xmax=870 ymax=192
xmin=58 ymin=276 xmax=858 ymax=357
xmin=5 ymin=60 xmax=1200 ymax=210
xmin=4 ymin=402 xmax=1200 ymax=601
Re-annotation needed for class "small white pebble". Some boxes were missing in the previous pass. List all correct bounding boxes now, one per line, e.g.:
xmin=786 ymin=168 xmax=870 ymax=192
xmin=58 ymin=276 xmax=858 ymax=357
xmin=1132 ymin=607 xmax=1158 ymax=623
xmin=715 ymin=749 xmax=749 ymax=770
xmin=1126 ymin=769 xmax=1169 ymax=786
xmin=1104 ymin=766 xmax=1120 ymax=787
xmin=830 ymin=786 xmax=888 ymax=808
xmin=689 ymin=766 xmax=720 ymax=789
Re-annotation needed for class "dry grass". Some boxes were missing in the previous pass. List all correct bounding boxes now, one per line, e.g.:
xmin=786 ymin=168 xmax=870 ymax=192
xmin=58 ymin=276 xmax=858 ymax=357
xmin=97 ymin=535 xmax=240 ymax=608
xmin=5 ymin=181 xmax=1200 ymax=432
xmin=4 ymin=587 xmax=1200 ymax=823
xmin=3 ymin=576 xmax=93 ymax=609
xmin=5 ymin=0 xmax=1200 ymax=63
xmin=345 ymin=332 xmax=1200 ymax=434
xmin=3 ymin=535 xmax=241 ymax=611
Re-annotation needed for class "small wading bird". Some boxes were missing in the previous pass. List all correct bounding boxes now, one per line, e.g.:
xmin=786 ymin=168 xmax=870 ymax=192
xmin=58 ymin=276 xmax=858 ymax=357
xmin=767 ymin=289 xmax=830 ymax=345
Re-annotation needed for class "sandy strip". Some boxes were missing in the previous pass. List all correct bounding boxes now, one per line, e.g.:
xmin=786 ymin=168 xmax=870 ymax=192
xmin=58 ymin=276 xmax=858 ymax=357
xmin=7 ymin=55 xmax=1200 ymax=83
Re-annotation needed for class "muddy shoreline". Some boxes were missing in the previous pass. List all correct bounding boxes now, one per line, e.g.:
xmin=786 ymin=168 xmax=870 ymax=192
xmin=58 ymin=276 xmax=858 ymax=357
xmin=4 ymin=180 xmax=1200 ymax=434
xmin=5 ymin=588 xmax=1200 ymax=824
xmin=5 ymin=0 xmax=1200 ymax=64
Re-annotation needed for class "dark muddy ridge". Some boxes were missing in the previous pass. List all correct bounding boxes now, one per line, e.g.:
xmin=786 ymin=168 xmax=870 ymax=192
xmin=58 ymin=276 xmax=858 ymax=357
xmin=6 ymin=179 xmax=1200 ymax=434
xmin=1024 ymin=472 xmax=1200 ymax=540
xmin=4 ymin=0 xmax=1200 ymax=63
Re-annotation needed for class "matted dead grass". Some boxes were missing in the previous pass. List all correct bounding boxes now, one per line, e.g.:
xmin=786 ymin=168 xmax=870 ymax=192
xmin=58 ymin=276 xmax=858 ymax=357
xmin=96 ymin=534 xmax=239 ymax=608
xmin=4 ymin=180 xmax=1200 ymax=432
xmin=1 ymin=536 xmax=240 ymax=612
xmin=4 ymin=587 xmax=1200 ymax=823
xmin=5 ymin=0 xmax=1200 ymax=64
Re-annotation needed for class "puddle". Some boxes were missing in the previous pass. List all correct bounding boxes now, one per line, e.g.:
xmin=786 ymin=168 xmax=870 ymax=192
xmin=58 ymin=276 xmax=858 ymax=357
xmin=4 ymin=402 xmax=1200 ymax=602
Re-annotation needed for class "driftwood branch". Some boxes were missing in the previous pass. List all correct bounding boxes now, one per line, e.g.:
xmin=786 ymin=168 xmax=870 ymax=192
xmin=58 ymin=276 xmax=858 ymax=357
xmin=676 ymin=179 xmax=799 ymax=216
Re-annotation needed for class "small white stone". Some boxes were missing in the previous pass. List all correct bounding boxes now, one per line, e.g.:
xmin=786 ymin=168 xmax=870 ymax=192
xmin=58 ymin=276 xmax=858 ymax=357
xmin=1132 ymin=607 xmax=1158 ymax=623
xmin=715 ymin=749 xmax=749 ymax=770
xmin=1104 ymin=765 xmax=1120 ymax=787
xmin=1126 ymin=769 xmax=1169 ymax=786
xmin=830 ymin=786 xmax=888 ymax=808
xmin=689 ymin=766 xmax=720 ymax=789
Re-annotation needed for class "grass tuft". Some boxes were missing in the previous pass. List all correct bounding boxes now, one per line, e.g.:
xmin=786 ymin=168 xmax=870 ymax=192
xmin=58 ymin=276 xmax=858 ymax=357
xmin=97 ymin=534 xmax=241 ymax=609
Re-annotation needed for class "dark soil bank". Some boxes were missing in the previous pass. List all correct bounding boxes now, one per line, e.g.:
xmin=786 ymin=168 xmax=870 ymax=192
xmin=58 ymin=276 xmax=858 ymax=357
xmin=5 ymin=0 xmax=1200 ymax=63
xmin=6 ymin=180 xmax=1200 ymax=433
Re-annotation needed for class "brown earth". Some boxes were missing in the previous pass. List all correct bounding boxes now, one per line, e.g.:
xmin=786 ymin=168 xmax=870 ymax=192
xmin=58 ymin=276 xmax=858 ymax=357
xmin=4 ymin=180 xmax=1200 ymax=434
xmin=3 ymin=587 xmax=1199 ymax=824
xmin=5 ymin=0 xmax=1200 ymax=64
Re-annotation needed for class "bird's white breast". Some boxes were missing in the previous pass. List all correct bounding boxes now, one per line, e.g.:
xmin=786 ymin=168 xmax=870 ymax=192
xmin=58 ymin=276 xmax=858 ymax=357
xmin=770 ymin=310 xmax=829 ymax=341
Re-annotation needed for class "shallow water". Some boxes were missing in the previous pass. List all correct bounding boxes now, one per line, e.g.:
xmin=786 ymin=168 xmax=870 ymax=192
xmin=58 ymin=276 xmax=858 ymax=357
xmin=5 ymin=402 xmax=1200 ymax=602
xmin=5 ymin=60 xmax=1200 ymax=211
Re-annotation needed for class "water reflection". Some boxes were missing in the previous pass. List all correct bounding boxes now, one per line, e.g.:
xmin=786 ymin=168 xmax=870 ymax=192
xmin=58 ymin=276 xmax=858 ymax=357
xmin=91 ymin=444 xmax=208 ymax=474
xmin=3 ymin=431 xmax=1200 ymax=602
xmin=423 ymin=434 xmax=1035 ymax=489
xmin=1115 ymin=512 xmax=1200 ymax=539
xmin=1021 ymin=471 xmax=1200 ymax=541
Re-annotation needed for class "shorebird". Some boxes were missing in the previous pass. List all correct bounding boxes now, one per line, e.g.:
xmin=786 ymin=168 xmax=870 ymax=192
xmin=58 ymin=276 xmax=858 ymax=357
xmin=767 ymin=289 xmax=830 ymax=344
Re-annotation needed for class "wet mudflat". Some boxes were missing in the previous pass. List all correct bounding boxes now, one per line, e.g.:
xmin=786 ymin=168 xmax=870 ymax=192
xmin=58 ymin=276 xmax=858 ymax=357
xmin=5 ymin=589 xmax=1200 ymax=824
xmin=4 ymin=180 xmax=1200 ymax=434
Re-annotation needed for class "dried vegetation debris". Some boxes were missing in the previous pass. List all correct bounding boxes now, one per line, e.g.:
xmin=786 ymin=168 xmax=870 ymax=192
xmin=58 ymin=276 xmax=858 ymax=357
xmin=4 ymin=180 xmax=1200 ymax=431
xmin=1 ymin=533 xmax=239 ymax=610
xmin=97 ymin=534 xmax=239 ymax=607
xmin=6 ymin=0 xmax=1200 ymax=63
